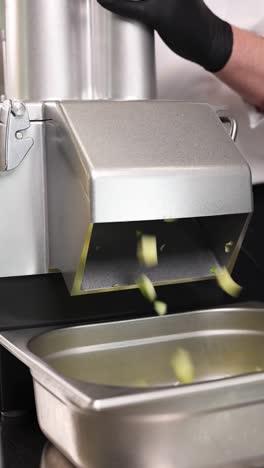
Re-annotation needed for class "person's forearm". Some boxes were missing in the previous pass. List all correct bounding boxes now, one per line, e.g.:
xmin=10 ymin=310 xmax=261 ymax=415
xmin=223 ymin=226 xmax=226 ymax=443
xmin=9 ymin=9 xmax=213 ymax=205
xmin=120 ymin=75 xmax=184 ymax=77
xmin=217 ymin=26 xmax=264 ymax=111
xmin=97 ymin=0 xmax=264 ymax=108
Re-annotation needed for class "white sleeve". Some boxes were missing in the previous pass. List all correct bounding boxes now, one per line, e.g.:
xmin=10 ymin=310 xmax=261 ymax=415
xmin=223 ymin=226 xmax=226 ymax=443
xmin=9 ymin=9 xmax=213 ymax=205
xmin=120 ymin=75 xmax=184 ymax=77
xmin=247 ymin=106 xmax=264 ymax=129
xmin=247 ymin=18 xmax=264 ymax=129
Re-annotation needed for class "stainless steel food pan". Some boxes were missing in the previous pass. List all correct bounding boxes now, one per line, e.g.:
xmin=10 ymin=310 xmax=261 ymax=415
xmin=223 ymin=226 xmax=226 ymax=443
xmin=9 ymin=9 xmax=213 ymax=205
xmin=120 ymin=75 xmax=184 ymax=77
xmin=2 ymin=307 xmax=264 ymax=468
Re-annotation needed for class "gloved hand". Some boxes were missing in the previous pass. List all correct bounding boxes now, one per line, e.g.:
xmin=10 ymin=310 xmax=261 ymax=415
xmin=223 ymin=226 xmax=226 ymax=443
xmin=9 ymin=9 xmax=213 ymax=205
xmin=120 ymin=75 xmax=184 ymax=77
xmin=97 ymin=0 xmax=233 ymax=73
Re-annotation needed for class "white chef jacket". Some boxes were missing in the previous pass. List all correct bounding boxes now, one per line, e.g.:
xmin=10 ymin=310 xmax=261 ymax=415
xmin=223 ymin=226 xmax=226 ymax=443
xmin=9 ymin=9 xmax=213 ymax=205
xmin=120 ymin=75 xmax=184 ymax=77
xmin=155 ymin=0 xmax=264 ymax=184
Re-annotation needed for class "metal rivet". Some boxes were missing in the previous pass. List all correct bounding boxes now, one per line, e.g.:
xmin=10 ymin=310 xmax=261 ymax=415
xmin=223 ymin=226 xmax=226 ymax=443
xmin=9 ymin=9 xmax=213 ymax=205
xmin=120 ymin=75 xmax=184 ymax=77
xmin=15 ymin=131 xmax=23 ymax=140
xmin=12 ymin=101 xmax=26 ymax=117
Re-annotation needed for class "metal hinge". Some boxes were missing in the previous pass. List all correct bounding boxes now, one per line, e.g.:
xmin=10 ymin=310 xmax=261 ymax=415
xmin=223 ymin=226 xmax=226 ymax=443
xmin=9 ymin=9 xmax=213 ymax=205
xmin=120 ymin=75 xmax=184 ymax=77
xmin=0 ymin=100 xmax=34 ymax=171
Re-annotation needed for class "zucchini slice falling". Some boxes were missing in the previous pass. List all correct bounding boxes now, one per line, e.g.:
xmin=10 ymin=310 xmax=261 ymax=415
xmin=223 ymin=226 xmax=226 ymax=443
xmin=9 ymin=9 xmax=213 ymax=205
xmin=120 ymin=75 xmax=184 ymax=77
xmin=137 ymin=235 xmax=158 ymax=268
xmin=171 ymin=348 xmax=194 ymax=384
xmin=154 ymin=300 xmax=167 ymax=316
xmin=215 ymin=267 xmax=242 ymax=298
xmin=136 ymin=274 xmax=157 ymax=302
xmin=225 ymin=241 xmax=234 ymax=254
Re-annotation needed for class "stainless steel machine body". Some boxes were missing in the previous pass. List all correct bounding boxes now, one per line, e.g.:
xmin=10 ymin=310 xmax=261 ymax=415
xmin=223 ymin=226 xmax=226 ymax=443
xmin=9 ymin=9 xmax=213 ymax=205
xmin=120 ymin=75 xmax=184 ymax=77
xmin=5 ymin=0 xmax=156 ymax=101
xmin=0 ymin=0 xmax=155 ymax=280
xmin=0 ymin=0 xmax=253 ymax=295
xmin=2 ymin=307 xmax=264 ymax=468
xmin=0 ymin=98 xmax=252 ymax=294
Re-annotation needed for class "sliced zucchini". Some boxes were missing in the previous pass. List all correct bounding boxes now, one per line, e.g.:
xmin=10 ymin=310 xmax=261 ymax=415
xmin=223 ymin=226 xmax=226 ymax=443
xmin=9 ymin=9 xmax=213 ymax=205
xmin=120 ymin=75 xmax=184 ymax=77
xmin=136 ymin=274 xmax=157 ymax=302
xmin=215 ymin=267 xmax=242 ymax=298
xmin=137 ymin=235 xmax=158 ymax=268
xmin=225 ymin=241 xmax=234 ymax=254
xmin=171 ymin=348 xmax=194 ymax=384
xmin=154 ymin=300 xmax=167 ymax=316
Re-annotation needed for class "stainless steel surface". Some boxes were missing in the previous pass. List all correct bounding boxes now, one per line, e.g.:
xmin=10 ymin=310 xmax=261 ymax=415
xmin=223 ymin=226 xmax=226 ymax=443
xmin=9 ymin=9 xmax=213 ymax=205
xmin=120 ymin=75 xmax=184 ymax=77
xmin=46 ymin=100 xmax=252 ymax=223
xmin=40 ymin=444 xmax=264 ymax=468
xmin=0 ymin=99 xmax=34 ymax=171
xmin=41 ymin=443 xmax=75 ymax=468
xmin=85 ymin=0 xmax=156 ymax=99
xmin=32 ymin=319 xmax=264 ymax=388
xmin=23 ymin=101 xmax=44 ymax=121
xmin=5 ymin=0 xmax=86 ymax=101
xmin=2 ymin=308 xmax=264 ymax=468
xmin=0 ymin=118 xmax=48 ymax=276
xmin=5 ymin=0 xmax=155 ymax=101
xmin=43 ymin=100 xmax=252 ymax=293
xmin=0 ymin=0 xmax=5 ymax=30
xmin=0 ymin=99 xmax=252 ymax=291
xmin=40 ymin=443 xmax=264 ymax=468
xmin=0 ymin=3 xmax=253 ymax=292
xmin=44 ymin=101 xmax=91 ymax=292
xmin=0 ymin=29 xmax=5 ymax=98
xmin=0 ymin=99 xmax=253 ymax=291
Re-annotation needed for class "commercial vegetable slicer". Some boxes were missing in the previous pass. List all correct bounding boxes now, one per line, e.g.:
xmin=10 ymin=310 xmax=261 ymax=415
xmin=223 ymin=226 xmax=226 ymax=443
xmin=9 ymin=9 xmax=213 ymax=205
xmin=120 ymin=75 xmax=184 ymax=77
xmin=1 ymin=1 xmax=264 ymax=468
xmin=0 ymin=0 xmax=253 ymax=296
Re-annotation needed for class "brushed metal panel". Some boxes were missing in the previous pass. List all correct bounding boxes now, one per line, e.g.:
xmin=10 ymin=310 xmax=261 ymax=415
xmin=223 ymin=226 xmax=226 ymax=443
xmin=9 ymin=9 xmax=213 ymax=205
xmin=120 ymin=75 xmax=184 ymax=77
xmin=5 ymin=0 xmax=155 ymax=101
xmin=52 ymin=100 xmax=252 ymax=223
xmin=0 ymin=121 xmax=48 ymax=276
xmin=2 ymin=308 xmax=264 ymax=467
xmin=43 ymin=100 xmax=252 ymax=293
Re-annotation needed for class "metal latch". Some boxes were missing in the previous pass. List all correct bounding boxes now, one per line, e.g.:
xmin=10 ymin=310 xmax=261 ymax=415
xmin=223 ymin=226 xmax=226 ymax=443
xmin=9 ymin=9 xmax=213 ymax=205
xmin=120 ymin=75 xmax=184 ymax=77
xmin=0 ymin=100 xmax=34 ymax=171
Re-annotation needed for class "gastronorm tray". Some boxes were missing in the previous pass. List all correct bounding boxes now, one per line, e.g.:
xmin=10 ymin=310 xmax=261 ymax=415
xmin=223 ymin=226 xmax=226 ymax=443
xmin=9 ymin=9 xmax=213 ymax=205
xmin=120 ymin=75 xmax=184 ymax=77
xmin=2 ymin=307 xmax=264 ymax=468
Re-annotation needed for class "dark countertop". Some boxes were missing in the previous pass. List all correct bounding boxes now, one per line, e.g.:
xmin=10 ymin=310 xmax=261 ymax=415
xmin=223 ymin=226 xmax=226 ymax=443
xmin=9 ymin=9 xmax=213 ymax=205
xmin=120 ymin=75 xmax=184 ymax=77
xmin=1 ymin=414 xmax=45 ymax=468
xmin=1 ymin=413 xmax=77 ymax=468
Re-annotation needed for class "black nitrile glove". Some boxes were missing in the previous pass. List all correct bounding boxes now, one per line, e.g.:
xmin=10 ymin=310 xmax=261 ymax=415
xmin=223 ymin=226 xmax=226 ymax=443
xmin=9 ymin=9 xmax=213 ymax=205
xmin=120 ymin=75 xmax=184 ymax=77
xmin=97 ymin=0 xmax=233 ymax=73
